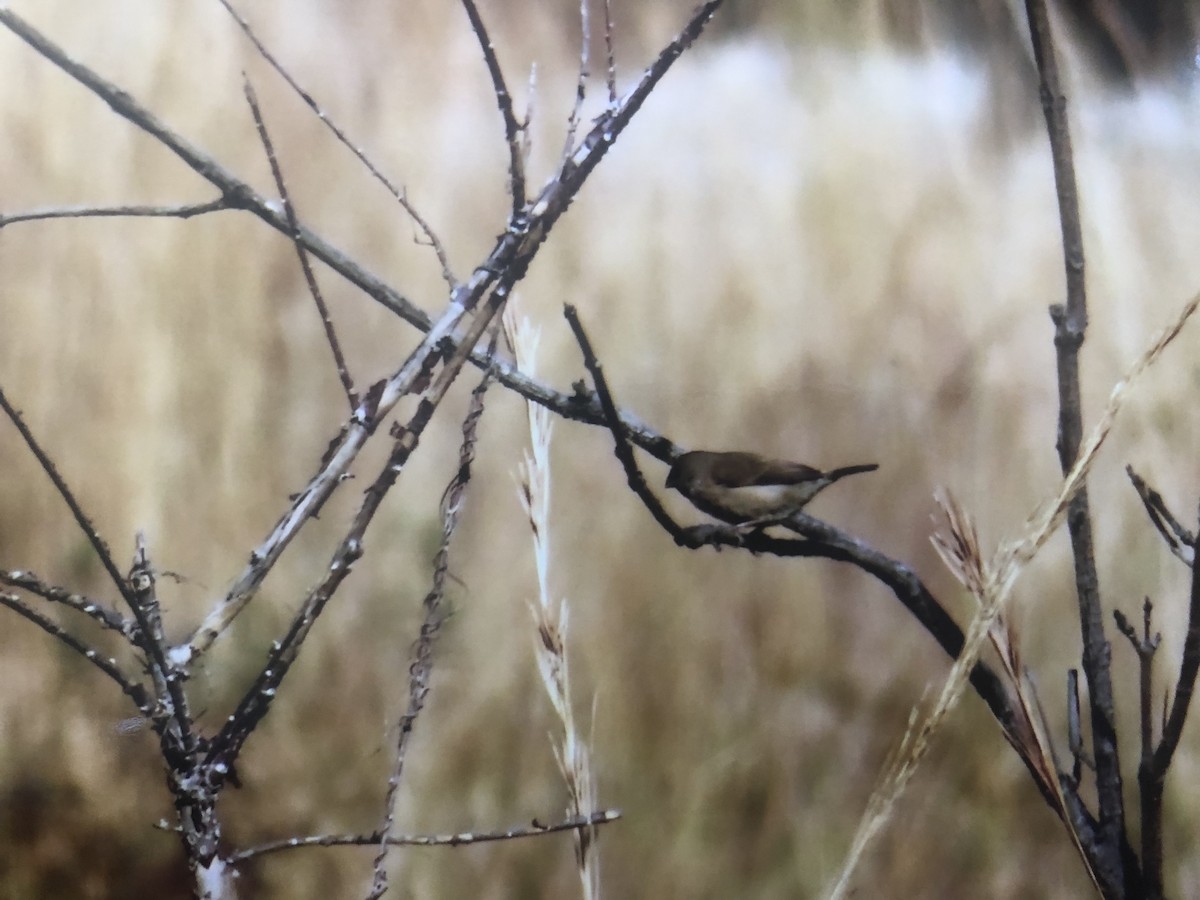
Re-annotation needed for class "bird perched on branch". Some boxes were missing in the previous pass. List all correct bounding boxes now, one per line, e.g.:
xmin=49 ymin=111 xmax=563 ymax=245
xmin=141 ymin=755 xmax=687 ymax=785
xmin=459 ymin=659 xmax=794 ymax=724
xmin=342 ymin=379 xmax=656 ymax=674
xmin=665 ymin=450 xmax=878 ymax=527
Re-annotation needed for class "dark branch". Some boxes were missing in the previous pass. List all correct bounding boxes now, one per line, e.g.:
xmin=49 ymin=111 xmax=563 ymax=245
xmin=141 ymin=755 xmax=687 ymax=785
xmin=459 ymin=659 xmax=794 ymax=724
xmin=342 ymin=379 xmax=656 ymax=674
xmin=1024 ymin=0 xmax=1128 ymax=891
xmin=602 ymin=0 xmax=618 ymax=104
xmin=0 ymin=568 xmax=135 ymax=640
xmin=1128 ymin=465 xmax=1196 ymax=567
xmin=460 ymin=0 xmax=527 ymax=214
xmin=1152 ymin=505 xmax=1200 ymax=769
xmin=0 ymin=591 xmax=151 ymax=715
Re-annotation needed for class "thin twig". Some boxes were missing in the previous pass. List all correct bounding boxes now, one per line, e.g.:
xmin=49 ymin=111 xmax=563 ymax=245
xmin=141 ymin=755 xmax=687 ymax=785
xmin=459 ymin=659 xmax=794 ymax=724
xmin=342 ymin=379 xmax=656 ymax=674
xmin=214 ymin=0 xmax=455 ymax=286
xmin=0 ymin=386 xmax=190 ymax=748
xmin=0 ymin=591 xmax=152 ymax=715
xmin=562 ymin=304 xmax=686 ymax=539
xmin=173 ymin=277 xmax=497 ymax=665
xmin=602 ymin=0 xmax=617 ymax=104
xmin=521 ymin=63 xmax=537 ymax=176
xmin=1127 ymin=465 xmax=1196 ymax=566
xmin=243 ymin=77 xmax=357 ymax=410
xmin=0 ymin=568 xmax=135 ymax=639
xmin=0 ymin=387 xmax=133 ymax=605
xmin=230 ymin=810 xmax=622 ymax=863
xmin=459 ymin=0 xmax=527 ymax=214
xmin=0 ymin=199 xmax=229 ymax=228
xmin=1113 ymin=601 xmax=1159 ymax=769
xmin=1137 ymin=507 xmax=1200 ymax=897
xmin=562 ymin=0 xmax=592 ymax=166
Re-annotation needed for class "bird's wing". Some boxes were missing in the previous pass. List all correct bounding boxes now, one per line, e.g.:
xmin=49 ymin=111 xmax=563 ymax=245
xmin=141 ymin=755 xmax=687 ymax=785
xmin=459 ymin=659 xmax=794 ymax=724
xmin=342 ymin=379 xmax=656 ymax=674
xmin=708 ymin=452 xmax=823 ymax=487
xmin=753 ymin=460 xmax=825 ymax=485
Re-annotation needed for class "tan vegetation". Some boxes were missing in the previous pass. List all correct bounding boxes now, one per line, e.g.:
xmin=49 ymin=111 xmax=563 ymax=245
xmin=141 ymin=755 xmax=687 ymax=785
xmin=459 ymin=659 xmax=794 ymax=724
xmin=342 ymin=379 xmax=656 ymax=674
xmin=3 ymin=1 xmax=1200 ymax=896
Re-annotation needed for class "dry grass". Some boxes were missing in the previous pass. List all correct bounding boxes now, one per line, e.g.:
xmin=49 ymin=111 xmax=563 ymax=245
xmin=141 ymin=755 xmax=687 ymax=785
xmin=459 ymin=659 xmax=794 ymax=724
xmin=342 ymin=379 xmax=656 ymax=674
xmin=3 ymin=0 xmax=1200 ymax=897
xmin=509 ymin=303 xmax=600 ymax=899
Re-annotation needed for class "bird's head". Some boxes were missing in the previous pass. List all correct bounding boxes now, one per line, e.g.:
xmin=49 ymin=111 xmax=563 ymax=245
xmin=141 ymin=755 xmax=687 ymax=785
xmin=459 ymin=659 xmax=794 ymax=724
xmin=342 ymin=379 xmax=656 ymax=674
xmin=665 ymin=453 xmax=699 ymax=490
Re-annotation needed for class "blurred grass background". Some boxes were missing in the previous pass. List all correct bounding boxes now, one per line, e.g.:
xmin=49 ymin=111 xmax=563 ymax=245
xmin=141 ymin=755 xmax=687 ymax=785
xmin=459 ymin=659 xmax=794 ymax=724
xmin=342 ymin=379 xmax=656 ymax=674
xmin=3 ymin=0 xmax=1200 ymax=896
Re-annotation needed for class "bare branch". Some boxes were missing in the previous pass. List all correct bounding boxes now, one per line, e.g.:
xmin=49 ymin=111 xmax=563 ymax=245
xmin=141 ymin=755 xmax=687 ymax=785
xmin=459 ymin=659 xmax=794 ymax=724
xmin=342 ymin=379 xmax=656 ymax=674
xmin=243 ymin=77 xmax=357 ymax=410
xmin=0 ymin=568 xmax=135 ymax=640
xmin=0 ymin=8 xmax=697 ymax=478
xmin=1127 ymin=465 xmax=1196 ymax=566
xmin=205 ymin=289 xmax=508 ymax=770
xmin=0 ymin=9 xmax=437 ymax=329
xmin=1114 ymin=600 xmax=1159 ymax=760
xmin=1024 ymin=0 xmax=1128 ymax=888
xmin=172 ymin=0 xmax=725 ymax=658
xmin=562 ymin=304 xmax=686 ymax=538
xmin=230 ymin=810 xmax=622 ymax=863
xmin=0 ymin=591 xmax=152 ymax=716
xmin=459 ymin=0 xmax=527 ymax=213
xmin=562 ymin=0 xmax=592 ymax=166
xmin=0 ymin=199 xmax=229 ymax=228
xmin=213 ymin=0 xmax=456 ymax=287
xmin=1135 ymin=503 xmax=1200 ymax=895
xmin=1115 ymin=598 xmax=1162 ymax=890
xmin=1152 ymin=504 xmax=1200 ymax=769
xmin=0 ymin=386 xmax=134 ymax=605
xmin=602 ymin=0 xmax=617 ymax=104
xmin=174 ymin=268 xmax=510 ymax=665
xmin=0 ymin=390 xmax=187 ymax=729
xmin=130 ymin=539 xmax=201 ymax=760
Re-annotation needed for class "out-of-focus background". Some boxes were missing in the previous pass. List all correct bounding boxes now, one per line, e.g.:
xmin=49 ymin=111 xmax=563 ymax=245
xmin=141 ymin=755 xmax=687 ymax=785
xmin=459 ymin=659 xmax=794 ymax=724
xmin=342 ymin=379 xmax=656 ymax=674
xmin=3 ymin=0 xmax=1200 ymax=896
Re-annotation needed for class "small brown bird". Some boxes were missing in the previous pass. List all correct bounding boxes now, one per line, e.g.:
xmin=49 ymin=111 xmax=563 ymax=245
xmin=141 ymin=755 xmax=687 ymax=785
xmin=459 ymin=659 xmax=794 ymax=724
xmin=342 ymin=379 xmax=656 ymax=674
xmin=665 ymin=450 xmax=878 ymax=526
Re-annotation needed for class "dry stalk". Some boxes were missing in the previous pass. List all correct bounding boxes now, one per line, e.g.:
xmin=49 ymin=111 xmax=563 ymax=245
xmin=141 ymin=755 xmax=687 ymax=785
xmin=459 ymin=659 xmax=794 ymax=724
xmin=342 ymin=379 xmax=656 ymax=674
xmin=507 ymin=303 xmax=600 ymax=900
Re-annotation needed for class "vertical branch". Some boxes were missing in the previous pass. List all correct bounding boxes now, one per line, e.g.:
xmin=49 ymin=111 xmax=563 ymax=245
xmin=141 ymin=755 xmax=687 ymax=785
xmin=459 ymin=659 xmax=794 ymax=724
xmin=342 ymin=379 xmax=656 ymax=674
xmin=601 ymin=0 xmax=617 ymax=104
xmin=1023 ymin=1 xmax=1128 ymax=892
xmin=460 ymin=0 xmax=527 ymax=215
xmin=367 ymin=337 xmax=496 ymax=900
xmin=562 ymin=0 xmax=592 ymax=164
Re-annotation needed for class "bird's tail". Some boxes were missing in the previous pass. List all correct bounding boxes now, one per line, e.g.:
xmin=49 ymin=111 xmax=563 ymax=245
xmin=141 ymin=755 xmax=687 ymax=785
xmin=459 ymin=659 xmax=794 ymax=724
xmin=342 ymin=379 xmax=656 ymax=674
xmin=825 ymin=463 xmax=879 ymax=482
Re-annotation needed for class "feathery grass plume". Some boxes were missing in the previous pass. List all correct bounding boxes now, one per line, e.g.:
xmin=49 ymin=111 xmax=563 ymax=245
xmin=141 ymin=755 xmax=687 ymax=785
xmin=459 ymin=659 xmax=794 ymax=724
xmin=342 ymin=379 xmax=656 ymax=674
xmin=506 ymin=301 xmax=600 ymax=900
xmin=829 ymin=289 xmax=1200 ymax=900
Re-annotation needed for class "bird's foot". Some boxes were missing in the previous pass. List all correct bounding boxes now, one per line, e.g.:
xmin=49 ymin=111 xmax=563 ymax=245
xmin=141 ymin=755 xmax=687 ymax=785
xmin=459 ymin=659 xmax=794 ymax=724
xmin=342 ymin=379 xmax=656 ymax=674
xmin=679 ymin=524 xmax=739 ymax=550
